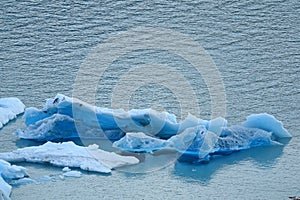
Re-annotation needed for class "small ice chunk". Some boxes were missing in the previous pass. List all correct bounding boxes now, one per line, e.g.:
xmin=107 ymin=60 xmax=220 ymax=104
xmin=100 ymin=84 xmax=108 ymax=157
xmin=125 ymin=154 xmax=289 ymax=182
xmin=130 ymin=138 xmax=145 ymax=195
xmin=38 ymin=175 xmax=53 ymax=183
xmin=63 ymin=171 xmax=82 ymax=178
xmin=62 ymin=167 xmax=71 ymax=172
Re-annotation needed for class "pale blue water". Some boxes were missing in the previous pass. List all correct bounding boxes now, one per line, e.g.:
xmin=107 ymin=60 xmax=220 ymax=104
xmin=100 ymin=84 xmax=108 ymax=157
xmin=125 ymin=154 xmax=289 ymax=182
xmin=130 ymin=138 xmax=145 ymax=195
xmin=0 ymin=0 xmax=300 ymax=199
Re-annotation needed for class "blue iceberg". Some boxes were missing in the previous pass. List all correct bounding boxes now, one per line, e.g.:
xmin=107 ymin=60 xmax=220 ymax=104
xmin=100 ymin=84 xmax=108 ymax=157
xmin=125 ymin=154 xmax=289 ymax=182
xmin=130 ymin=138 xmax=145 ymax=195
xmin=14 ymin=94 xmax=291 ymax=164
xmin=113 ymin=124 xmax=282 ymax=163
xmin=179 ymin=125 xmax=282 ymax=163
xmin=0 ymin=98 xmax=25 ymax=129
xmin=15 ymin=94 xmax=201 ymax=141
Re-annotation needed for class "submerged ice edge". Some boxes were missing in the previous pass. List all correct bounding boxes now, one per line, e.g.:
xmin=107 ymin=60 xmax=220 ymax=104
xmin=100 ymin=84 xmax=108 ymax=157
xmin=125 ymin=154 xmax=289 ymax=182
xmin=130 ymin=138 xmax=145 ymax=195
xmin=16 ymin=94 xmax=291 ymax=142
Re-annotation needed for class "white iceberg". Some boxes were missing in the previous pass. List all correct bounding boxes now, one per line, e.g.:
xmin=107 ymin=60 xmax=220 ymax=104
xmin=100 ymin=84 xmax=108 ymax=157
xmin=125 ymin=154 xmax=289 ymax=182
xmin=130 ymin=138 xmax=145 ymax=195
xmin=0 ymin=142 xmax=139 ymax=174
xmin=0 ymin=159 xmax=29 ymax=200
xmin=0 ymin=98 xmax=25 ymax=129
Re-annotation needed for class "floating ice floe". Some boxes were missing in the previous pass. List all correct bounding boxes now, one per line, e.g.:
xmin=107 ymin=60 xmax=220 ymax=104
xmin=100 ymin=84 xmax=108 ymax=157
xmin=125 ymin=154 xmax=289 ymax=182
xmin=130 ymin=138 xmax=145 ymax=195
xmin=0 ymin=141 xmax=139 ymax=174
xmin=0 ymin=159 xmax=29 ymax=200
xmin=0 ymin=98 xmax=25 ymax=129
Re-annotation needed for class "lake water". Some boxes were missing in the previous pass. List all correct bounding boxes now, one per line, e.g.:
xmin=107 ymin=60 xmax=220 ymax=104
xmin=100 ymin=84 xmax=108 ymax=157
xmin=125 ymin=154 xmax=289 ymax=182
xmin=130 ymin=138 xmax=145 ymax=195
xmin=0 ymin=0 xmax=299 ymax=199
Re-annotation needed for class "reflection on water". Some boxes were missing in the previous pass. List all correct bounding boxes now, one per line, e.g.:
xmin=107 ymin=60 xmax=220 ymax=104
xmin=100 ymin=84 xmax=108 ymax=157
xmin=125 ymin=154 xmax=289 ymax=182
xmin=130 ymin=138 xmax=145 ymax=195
xmin=173 ymin=144 xmax=286 ymax=184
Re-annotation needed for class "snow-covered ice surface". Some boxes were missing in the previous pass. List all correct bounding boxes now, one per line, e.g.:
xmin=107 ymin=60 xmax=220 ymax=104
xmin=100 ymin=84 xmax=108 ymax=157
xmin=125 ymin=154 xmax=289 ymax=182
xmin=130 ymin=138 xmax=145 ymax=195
xmin=0 ymin=98 xmax=25 ymax=129
xmin=0 ymin=142 xmax=139 ymax=174
xmin=0 ymin=159 xmax=29 ymax=200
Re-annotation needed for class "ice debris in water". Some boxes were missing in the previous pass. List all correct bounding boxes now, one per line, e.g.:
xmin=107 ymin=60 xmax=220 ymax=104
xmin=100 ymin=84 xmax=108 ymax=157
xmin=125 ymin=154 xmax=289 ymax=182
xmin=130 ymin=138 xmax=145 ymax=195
xmin=0 ymin=142 xmax=139 ymax=174
xmin=62 ymin=167 xmax=71 ymax=172
xmin=0 ymin=97 xmax=25 ymax=129
xmin=63 ymin=170 xmax=82 ymax=178
xmin=0 ymin=159 xmax=29 ymax=200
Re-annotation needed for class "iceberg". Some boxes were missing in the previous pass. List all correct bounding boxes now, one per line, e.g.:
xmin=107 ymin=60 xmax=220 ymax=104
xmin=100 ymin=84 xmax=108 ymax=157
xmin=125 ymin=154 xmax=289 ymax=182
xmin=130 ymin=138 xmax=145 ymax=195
xmin=0 ymin=159 xmax=29 ymax=200
xmin=16 ymin=94 xmax=200 ymax=141
xmin=13 ymin=94 xmax=291 ymax=164
xmin=0 ymin=98 xmax=25 ymax=129
xmin=0 ymin=141 xmax=139 ymax=174
xmin=113 ymin=125 xmax=283 ymax=163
